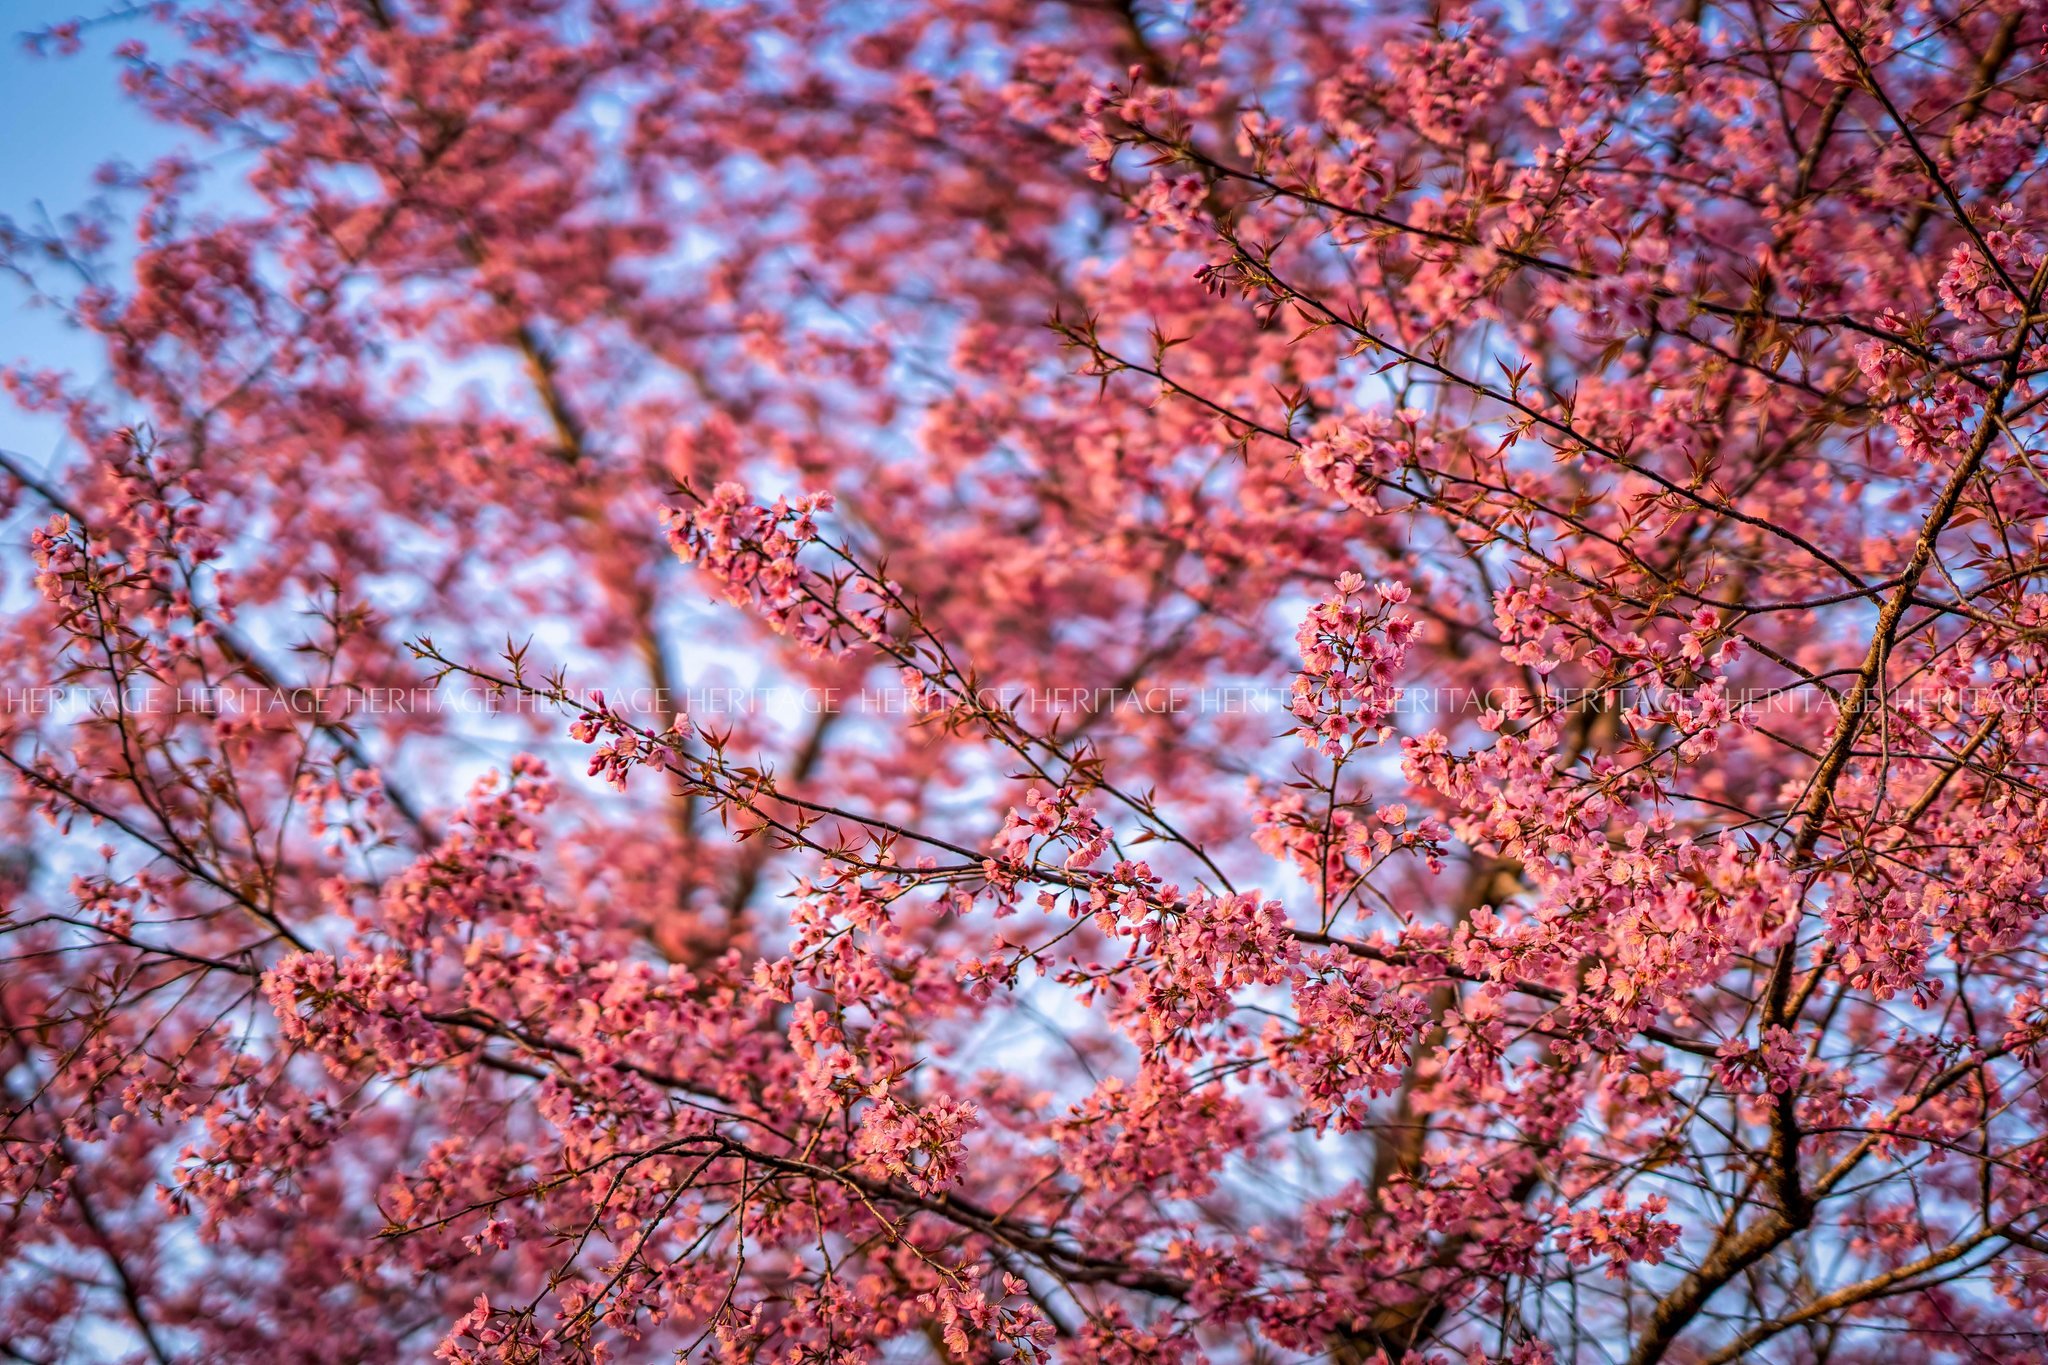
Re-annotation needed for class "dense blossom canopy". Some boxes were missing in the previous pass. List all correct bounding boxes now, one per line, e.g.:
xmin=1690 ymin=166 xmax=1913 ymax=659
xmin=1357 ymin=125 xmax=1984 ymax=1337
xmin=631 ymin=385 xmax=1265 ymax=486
xmin=4 ymin=0 xmax=2048 ymax=1360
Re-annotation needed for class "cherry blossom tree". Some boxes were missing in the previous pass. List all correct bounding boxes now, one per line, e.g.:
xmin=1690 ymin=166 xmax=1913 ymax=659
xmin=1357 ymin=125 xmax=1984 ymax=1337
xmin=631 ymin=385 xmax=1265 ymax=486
xmin=3 ymin=0 xmax=2048 ymax=1359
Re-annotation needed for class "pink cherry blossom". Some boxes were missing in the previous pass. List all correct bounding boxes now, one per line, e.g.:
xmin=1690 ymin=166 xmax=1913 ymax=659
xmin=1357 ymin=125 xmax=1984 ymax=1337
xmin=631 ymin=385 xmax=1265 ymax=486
xmin=3 ymin=0 xmax=2048 ymax=1359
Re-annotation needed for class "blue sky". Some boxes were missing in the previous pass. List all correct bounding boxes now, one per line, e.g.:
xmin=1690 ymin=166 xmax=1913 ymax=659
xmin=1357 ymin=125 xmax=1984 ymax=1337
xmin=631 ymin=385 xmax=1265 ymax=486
xmin=1 ymin=2 xmax=184 ymax=467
